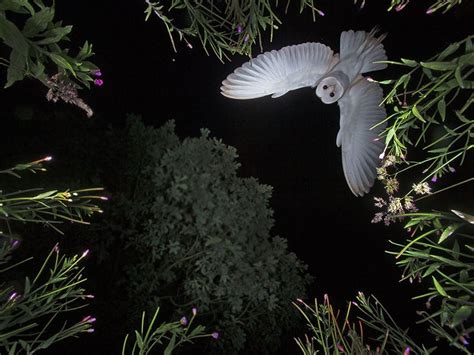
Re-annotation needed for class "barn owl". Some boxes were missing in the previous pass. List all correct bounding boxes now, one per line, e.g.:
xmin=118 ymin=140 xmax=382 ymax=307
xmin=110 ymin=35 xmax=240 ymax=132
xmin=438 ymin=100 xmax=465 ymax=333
xmin=220 ymin=29 xmax=388 ymax=197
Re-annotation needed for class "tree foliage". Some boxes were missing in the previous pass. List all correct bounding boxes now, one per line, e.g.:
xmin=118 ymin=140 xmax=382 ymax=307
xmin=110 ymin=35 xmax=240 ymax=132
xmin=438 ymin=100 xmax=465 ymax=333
xmin=91 ymin=116 xmax=313 ymax=353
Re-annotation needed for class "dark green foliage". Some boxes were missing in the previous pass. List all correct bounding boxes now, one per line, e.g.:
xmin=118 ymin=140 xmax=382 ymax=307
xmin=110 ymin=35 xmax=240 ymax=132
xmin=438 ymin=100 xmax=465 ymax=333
xmin=100 ymin=116 xmax=312 ymax=353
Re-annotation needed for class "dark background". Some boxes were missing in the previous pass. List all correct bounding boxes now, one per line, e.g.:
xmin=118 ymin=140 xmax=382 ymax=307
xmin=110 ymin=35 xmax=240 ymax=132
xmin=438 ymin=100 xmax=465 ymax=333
xmin=1 ymin=0 xmax=473 ymax=353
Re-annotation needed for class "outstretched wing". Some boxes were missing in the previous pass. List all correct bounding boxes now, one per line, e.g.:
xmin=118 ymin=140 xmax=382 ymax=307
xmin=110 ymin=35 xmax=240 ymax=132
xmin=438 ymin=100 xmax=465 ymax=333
xmin=336 ymin=77 xmax=386 ymax=196
xmin=336 ymin=28 xmax=387 ymax=81
xmin=221 ymin=42 xmax=337 ymax=100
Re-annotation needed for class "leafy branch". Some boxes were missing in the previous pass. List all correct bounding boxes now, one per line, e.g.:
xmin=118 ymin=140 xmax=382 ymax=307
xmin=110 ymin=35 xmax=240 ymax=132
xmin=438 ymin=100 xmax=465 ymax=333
xmin=144 ymin=0 xmax=323 ymax=61
xmin=0 ymin=243 xmax=95 ymax=354
xmin=0 ymin=0 xmax=101 ymax=116
xmin=122 ymin=307 xmax=218 ymax=355
xmin=294 ymin=293 xmax=430 ymax=354
xmin=387 ymin=210 xmax=474 ymax=353
xmin=0 ymin=157 xmax=106 ymax=236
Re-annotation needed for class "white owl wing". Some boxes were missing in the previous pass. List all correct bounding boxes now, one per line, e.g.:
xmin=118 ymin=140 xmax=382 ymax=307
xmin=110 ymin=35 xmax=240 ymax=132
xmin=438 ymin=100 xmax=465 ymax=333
xmin=221 ymin=43 xmax=337 ymax=100
xmin=335 ymin=29 xmax=387 ymax=82
xmin=336 ymin=77 xmax=386 ymax=196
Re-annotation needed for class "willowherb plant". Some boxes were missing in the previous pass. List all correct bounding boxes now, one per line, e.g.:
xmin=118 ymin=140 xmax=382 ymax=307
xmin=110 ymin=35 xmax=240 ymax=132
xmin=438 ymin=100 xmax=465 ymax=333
xmin=294 ymin=293 xmax=430 ymax=355
xmin=379 ymin=35 xmax=473 ymax=186
xmin=122 ymin=306 xmax=218 ymax=355
xmin=0 ymin=157 xmax=106 ymax=236
xmin=144 ymin=0 xmax=323 ymax=61
xmin=0 ymin=156 xmax=106 ymax=353
xmin=0 ymin=0 xmax=101 ymax=116
xmin=369 ymin=34 xmax=474 ymax=354
xmin=0 ymin=242 xmax=96 ymax=353
xmin=387 ymin=210 xmax=474 ymax=354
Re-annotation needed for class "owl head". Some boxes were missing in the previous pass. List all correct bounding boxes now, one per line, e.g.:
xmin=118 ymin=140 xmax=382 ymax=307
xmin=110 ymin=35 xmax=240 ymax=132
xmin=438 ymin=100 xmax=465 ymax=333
xmin=315 ymin=71 xmax=350 ymax=104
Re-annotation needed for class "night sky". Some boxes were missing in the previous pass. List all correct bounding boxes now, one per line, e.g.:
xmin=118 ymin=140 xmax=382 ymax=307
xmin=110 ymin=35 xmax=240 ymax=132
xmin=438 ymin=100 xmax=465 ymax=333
xmin=1 ymin=0 xmax=473 ymax=353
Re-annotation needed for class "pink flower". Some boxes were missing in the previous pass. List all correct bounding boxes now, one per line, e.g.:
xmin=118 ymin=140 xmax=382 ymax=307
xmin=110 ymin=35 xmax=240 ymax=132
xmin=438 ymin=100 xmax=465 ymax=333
xmin=94 ymin=79 xmax=104 ymax=87
xmin=211 ymin=332 xmax=219 ymax=339
xmin=192 ymin=307 xmax=197 ymax=316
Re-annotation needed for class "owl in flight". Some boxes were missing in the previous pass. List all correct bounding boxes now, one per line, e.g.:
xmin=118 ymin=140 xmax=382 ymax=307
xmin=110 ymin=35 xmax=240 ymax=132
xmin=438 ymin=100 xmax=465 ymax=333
xmin=221 ymin=29 xmax=388 ymax=196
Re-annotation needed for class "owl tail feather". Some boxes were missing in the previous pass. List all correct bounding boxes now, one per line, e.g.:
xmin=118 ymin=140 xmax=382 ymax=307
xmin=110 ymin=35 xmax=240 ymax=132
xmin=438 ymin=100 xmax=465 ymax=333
xmin=340 ymin=28 xmax=387 ymax=74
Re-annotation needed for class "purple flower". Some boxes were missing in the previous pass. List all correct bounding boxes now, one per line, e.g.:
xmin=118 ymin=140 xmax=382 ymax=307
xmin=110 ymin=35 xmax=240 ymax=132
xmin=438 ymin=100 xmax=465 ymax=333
xmin=92 ymin=69 xmax=102 ymax=77
xmin=244 ymin=34 xmax=249 ymax=43
xmin=211 ymin=332 xmax=219 ymax=339
xmin=94 ymin=79 xmax=104 ymax=87
xmin=236 ymin=24 xmax=243 ymax=34
xmin=180 ymin=316 xmax=188 ymax=326
xmin=431 ymin=175 xmax=437 ymax=183
xmin=404 ymin=347 xmax=411 ymax=355
xmin=395 ymin=4 xmax=406 ymax=11
xmin=8 ymin=292 xmax=18 ymax=301
xmin=449 ymin=166 xmax=456 ymax=173
xmin=192 ymin=307 xmax=197 ymax=316
xmin=81 ymin=315 xmax=96 ymax=323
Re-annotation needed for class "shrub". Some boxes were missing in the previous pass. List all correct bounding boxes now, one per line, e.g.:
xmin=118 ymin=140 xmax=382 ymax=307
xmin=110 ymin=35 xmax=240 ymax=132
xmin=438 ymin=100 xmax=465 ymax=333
xmin=99 ymin=116 xmax=313 ymax=353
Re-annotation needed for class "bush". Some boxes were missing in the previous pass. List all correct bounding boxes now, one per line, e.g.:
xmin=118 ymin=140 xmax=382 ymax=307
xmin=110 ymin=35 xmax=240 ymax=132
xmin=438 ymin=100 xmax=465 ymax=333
xmin=97 ymin=115 xmax=313 ymax=353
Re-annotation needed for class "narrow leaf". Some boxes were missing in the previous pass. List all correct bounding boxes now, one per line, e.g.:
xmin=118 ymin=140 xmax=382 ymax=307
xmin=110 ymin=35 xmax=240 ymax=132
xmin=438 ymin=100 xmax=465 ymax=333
xmin=23 ymin=7 xmax=54 ymax=37
xmin=5 ymin=49 xmax=26 ymax=87
xmin=432 ymin=276 xmax=448 ymax=297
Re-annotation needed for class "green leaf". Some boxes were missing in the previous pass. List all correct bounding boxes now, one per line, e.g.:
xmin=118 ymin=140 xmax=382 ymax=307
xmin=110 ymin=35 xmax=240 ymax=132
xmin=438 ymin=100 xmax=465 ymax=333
xmin=420 ymin=61 xmax=457 ymax=71
xmin=451 ymin=209 xmax=474 ymax=224
xmin=438 ymin=223 xmax=461 ymax=243
xmin=47 ymin=52 xmax=75 ymax=74
xmin=377 ymin=79 xmax=394 ymax=85
xmin=422 ymin=263 xmax=440 ymax=277
xmin=432 ymin=276 xmax=448 ymax=297
xmin=465 ymin=37 xmax=473 ymax=52
xmin=451 ymin=306 xmax=472 ymax=328
xmin=36 ymin=25 xmax=72 ymax=45
xmin=412 ymin=105 xmax=426 ymax=123
xmin=400 ymin=58 xmax=418 ymax=67
xmin=23 ymin=7 xmax=54 ymax=37
xmin=30 ymin=58 xmax=45 ymax=78
xmin=458 ymin=52 xmax=474 ymax=66
xmin=0 ymin=0 xmax=34 ymax=14
xmin=5 ymin=49 xmax=26 ymax=88
xmin=134 ymin=331 xmax=144 ymax=349
xmin=164 ymin=333 xmax=177 ymax=355
xmin=437 ymin=98 xmax=446 ymax=121
xmin=77 ymin=40 xmax=92 ymax=60
xmin=33 ymin=190 xmax=58 ymax=199
xmin=459 ymin=269 xmax=469 ymax=283
xmin=0 ymin=13 xmax=29 ymax=56
xmin=454 ymin=66 xmax=464 ymax=88
xmin=437 ymin=42 xmax=460 ymax=60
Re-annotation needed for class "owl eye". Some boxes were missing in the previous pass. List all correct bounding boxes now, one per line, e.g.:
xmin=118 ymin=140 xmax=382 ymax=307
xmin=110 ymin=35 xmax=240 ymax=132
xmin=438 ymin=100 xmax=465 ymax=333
xmin=323 ymin=85 xmax=328 ymax=90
